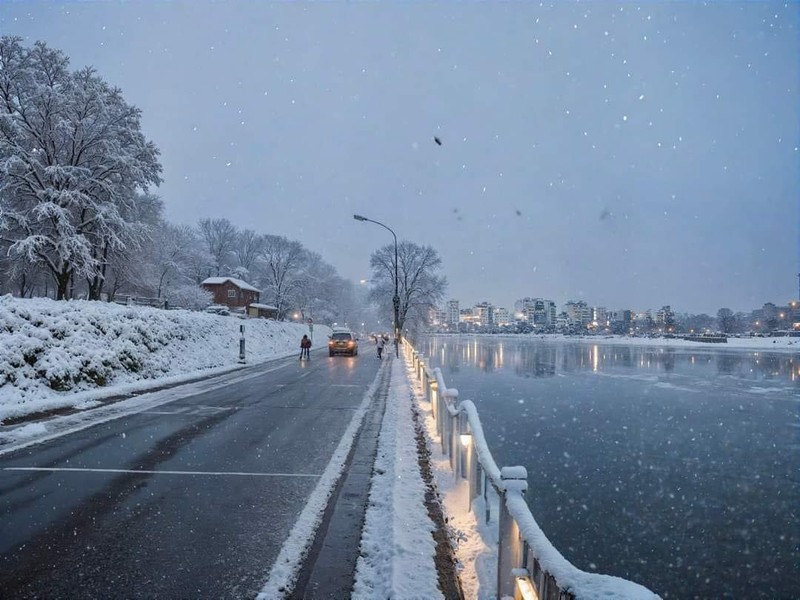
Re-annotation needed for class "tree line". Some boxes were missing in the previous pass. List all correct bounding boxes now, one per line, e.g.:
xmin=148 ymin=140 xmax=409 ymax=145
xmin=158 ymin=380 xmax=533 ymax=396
xmin=0 ymin=37 xmax=449 ymax=332
xmin=0 ymin=37 xmax=365 ymax=325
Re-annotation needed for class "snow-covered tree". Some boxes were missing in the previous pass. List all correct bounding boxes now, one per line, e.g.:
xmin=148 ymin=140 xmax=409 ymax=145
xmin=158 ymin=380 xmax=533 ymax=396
xmin=198 ymin=217 xmax=237 ymax=277
xmin=0 ymin=37 xmax=162 ymax=300
xmin=257 ymin=234 xmax=306 ymax=319
xmin=138 ymin=221 xmax=198 ymax=300
xmin=233 ymin=228 xmax=264 ymax=275
xmin=292 ymin=251 xmax=336 ymax=321
xmin=85 ymin=191 xmax=163 ymax=300
xmin=369 ymin=241 xmax=447 ymax=341
xmin=717 ymin=308 xmax=735 ymax=333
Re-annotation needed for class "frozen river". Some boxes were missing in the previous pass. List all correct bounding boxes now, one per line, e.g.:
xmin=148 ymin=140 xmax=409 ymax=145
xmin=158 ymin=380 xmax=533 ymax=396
xmin=419 ymin=336 xmax=799 ymax=599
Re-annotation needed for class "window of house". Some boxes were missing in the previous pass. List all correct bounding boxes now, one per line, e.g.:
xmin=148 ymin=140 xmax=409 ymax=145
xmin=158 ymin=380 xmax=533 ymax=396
xmin=228 ymin=289 xmax=236 ymax=298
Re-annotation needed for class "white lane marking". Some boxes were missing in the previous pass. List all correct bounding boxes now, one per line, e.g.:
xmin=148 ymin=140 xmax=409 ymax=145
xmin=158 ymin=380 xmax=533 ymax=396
xmin=141 ymin=406 xmax=238 ymax=416
xmin=2 ymin=467 xmax=320 ymax=478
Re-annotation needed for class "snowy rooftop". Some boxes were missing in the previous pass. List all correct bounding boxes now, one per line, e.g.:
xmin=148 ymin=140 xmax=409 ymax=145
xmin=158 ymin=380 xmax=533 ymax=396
xmin=201 ymin=277 xmax=261 ymax=293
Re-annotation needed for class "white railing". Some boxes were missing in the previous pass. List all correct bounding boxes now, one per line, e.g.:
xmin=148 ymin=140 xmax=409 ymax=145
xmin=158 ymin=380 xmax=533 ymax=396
xmin=404 ymin=342 xmax=660 ymax=600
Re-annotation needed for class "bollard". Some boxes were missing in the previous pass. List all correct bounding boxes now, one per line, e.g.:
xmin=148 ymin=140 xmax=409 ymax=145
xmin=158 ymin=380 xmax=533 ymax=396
xmin=238 ymin=324 xmax=246 ymax=364
xmin=497 ymin=466 xmax=528 ymax=600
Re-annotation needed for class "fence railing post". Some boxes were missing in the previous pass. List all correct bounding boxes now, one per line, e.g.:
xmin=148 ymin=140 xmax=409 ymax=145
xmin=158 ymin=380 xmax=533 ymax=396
xmin=497 ymin=466 xmax=528 ymax=600
xmin=450 ymin=407 xmax=458 ymax=473
xmin=430 ymin=378 xmax=438 ymax=422
xmin=441 ymin=395 xmax=450 ymax=456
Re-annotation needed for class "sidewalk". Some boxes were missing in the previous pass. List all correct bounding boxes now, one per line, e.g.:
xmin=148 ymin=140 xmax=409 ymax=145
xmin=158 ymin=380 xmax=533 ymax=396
xmin=289 ymin=354 xmax=463 ymax=599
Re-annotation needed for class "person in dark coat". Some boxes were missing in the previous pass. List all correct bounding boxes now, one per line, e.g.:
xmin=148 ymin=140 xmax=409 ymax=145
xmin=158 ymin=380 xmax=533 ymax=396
xmin=300 ymin=334 xmax=311 ymax=359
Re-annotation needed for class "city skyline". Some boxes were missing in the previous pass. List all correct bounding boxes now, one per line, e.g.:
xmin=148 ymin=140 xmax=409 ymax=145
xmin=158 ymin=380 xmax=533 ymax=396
xmin=441 ymin=294 xmax=799 ymax=320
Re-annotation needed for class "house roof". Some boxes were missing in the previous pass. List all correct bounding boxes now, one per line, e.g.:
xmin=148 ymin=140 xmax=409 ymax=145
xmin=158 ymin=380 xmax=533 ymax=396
xmin=201 ymin=277 xmax=261 ymax=293
xmin=249 ymin=303 xmax=278 ymax=310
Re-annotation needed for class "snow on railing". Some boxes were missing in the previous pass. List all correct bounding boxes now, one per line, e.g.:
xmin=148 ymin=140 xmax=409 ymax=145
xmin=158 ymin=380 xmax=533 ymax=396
xmin=403 ymin=342 xmax=660 ymax=600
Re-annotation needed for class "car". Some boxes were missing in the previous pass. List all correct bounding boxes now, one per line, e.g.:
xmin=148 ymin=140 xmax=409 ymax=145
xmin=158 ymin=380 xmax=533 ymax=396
xmin=205 ymin=304 xmax=230 ymax=316
xmin=328 ymin=330 xmax=358 ymax=356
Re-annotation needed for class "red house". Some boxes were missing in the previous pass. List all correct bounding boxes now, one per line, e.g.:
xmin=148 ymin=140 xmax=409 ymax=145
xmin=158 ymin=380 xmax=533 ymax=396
xmin=201 ymin=277 xmax=261 ymax=309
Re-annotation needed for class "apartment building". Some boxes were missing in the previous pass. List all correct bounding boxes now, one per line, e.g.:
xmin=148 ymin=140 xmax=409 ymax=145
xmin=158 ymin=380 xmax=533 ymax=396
xmin=446 ymin=300 xmax=460 ymax=325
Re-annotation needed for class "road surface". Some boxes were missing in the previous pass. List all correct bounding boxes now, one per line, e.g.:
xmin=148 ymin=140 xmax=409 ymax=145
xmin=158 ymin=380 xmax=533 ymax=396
xmin=0 ymin=350 xmax=382 ymax=598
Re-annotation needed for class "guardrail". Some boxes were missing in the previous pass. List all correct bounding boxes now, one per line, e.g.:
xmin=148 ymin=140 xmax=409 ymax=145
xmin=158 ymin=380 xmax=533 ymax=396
xmin=403 ymin=342 xmax=659 ymax=600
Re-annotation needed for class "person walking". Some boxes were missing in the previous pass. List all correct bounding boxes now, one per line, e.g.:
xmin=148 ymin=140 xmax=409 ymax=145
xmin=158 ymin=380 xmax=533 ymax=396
xmin=376 ymin=336 xmax=385 ymax=359
xmin=300 ymin=334 xmax=311 ymax=359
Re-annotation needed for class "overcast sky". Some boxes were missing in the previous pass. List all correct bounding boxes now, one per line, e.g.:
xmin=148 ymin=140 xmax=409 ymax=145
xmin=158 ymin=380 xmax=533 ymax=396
xmin=2 ymin=1 xmax=798 ymax=314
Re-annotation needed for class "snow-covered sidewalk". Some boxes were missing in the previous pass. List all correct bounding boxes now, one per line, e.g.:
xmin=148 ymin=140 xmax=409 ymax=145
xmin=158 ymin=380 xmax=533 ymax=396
xmin=354 ymin=356 xmax=444 ymax=599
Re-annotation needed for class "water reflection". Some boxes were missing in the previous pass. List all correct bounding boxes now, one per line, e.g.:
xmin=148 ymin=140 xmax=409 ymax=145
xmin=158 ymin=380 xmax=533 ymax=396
xmin=420 ymin=336 xmax=800 ymax=599
xmin=425 ymin=336 xmax=799 ymax=385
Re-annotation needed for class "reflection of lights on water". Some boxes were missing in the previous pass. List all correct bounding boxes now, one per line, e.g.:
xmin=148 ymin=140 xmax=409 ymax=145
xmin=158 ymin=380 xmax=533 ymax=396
xmin=592 ymin=345 xmax=599 ymax=372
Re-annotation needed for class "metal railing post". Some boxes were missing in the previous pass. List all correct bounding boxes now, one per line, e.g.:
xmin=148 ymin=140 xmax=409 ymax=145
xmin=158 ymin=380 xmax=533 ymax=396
xmin=441 ymin=394 xmax=450 ymax=456
xmin=497 ymin=466 xmax=528 ymax=600
xmin=430 ymin=379 xmax=438 ymax=422
xmin=457 ymin=411 xmax=469 ymax=479
xmin=450 ymin=408 xmax=458 ymax=473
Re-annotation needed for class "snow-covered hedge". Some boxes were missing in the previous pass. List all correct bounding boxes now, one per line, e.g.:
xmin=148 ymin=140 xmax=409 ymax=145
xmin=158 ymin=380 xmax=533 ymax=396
xmin=0 ymin=295 xmax=329 ymax=422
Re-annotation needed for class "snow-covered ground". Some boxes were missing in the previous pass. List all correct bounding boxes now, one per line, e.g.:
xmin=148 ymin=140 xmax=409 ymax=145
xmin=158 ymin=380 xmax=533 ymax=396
xmin=0 ymin=295 xmax=329 ymax=423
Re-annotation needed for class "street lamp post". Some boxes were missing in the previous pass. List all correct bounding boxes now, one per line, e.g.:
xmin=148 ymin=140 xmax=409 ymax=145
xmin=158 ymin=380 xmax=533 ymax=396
xmin=354 ymin=214 xmax=400 ymax=357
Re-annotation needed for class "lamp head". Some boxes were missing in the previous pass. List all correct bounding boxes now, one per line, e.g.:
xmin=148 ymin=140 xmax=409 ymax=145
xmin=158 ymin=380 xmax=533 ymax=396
xmin=353 ymin=214 xmax=367 ymax=221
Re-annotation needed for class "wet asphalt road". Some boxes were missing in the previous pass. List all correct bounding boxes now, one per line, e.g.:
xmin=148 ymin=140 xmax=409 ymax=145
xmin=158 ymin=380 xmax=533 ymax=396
xmin=0 ymin=350 xmax=381 ymax=599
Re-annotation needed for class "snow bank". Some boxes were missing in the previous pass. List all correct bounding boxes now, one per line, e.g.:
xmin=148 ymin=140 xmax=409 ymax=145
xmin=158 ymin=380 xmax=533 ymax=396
xmin=353 ymin=359 xmax=442 ymax=600
xmin=0 ymin=295 xmax=329 ymax=422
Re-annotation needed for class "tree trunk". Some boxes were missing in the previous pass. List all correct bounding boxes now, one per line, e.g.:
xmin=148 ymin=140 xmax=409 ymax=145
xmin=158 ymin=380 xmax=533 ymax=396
xmin=55 ymin=269 xmax=72 ymax=300
xmin=87 ymin=244 xmax=110 ymax=301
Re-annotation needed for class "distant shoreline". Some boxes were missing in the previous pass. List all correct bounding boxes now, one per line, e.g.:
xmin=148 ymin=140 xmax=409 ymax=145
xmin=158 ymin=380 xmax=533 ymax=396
xmin=424 ymin=332 xmax=800 ymax=354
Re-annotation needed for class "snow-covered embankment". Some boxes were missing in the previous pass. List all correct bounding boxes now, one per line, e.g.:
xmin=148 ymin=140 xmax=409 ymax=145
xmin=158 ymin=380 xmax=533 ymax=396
xmin=0 ymin=295 xmax=327 ymax=423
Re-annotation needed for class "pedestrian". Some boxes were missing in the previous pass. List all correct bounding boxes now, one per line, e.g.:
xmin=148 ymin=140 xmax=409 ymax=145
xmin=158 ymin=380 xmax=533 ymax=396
xmin=300 ymin=334 xmax=311 ymax=359
xmin=376 ymin=336 xmax=385 ymax=359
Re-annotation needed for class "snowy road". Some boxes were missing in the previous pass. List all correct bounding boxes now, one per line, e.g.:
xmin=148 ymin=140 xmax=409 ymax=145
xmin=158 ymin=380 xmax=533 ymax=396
xmin=0 ymin=350 xmax=381 ymax=598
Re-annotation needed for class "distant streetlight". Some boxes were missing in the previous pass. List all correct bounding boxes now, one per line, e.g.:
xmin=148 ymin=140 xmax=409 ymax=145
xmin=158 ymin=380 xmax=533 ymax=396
xmin=354 ymin=214 xmax=400 ymax=357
